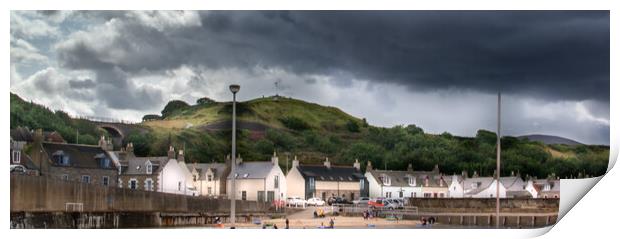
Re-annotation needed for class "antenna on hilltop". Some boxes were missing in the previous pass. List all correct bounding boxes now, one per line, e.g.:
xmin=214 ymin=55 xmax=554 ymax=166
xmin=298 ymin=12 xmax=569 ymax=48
xmin=274 ymin=79 xmax=281 ymax=101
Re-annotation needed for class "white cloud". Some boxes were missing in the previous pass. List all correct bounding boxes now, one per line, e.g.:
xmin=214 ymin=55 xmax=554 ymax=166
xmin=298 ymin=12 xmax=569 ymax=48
xmin=10 ymin=11 xmax=60 ymax=39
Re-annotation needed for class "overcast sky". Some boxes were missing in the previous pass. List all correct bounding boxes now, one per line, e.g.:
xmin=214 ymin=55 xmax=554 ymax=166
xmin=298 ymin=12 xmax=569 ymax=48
xmin=10 ymin=11 xmax=609 ymax=145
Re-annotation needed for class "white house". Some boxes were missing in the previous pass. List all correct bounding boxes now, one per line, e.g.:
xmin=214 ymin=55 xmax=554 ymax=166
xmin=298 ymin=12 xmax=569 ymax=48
xmin=525 ymin=178 xmax=560 ymax=199
xmin=365 ymin=163 xmax=427 ymax=199
xmin=449 ymin=171 xmax=530 ymax=198
xmin=188 ymin=161 xmax=229 ymax=197
xmin=158 ymin=147 xmax=195 ymax=196
xmin=286 ymin=157 xmax=366 ymax=201
xmin=226 ymin=152 xmax=287 ymax=202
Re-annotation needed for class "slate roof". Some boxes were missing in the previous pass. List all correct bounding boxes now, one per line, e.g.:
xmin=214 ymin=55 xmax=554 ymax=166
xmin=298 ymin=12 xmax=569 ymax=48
xmin=10 ymin=127 xmax=33 ymax=142
xmin=189 ymin=163 xmax=227 ymax=180
xmin=463 ymin=177 xmax=496 ymax=195
xmin=119 ymin=156 xmax=168 ymax=175
xmin=41 ymin=142 xmax=116 ymax=170
xmin=500 ymin=176 xmax=526 ymax=192
xmin=227 ymin=161 xmax=276 ymax=180
xmin=367 ymin=170 xmax=445 ymax=187
xmin=297 ymin=165 xmax=364 ymax=182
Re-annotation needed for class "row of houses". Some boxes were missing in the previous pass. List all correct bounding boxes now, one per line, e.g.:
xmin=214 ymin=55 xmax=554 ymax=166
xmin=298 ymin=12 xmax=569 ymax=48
xmin=10 ymin=129 xmax=560 ymax=202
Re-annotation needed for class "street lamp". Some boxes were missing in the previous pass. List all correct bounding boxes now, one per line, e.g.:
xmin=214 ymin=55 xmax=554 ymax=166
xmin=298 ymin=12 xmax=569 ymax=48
xmin=229 ymin=84 xmax=240 ymax=228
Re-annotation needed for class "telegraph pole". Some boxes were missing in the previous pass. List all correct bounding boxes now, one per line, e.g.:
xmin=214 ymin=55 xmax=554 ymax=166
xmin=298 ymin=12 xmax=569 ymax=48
xmin=496 ymin=92 xmax=501 ymax=228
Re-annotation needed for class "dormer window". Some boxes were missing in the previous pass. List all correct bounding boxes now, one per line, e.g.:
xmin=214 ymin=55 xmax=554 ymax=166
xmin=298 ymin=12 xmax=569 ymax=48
xmin=408 ymin=176 xmax=416 ymax=186
xmin=424 ymin=176 xmax=429 ymax=187
xmin=12 ymin=150 xmax=21 ymax=164
xmin=52 ymin=151 xmax=70 ymax=166
xmin=543 ymin=183 xmax=551 ymax=191
xmin=380 ymin=174 xmax=391 ymax=186
xmin=471 ymin=182 xmax=479 ymax=189
xmin=207 ymin=174 xmax=213 ymax=182
xmin=95 ymin=154 xmax=110 ymax=168
xmin=145 ymin=161 xmax=153 ymax=175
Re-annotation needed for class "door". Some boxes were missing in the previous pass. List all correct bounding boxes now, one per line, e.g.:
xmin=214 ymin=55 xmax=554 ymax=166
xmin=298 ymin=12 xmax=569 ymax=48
xmin=267 ymin=191 xmax=275 ymax=202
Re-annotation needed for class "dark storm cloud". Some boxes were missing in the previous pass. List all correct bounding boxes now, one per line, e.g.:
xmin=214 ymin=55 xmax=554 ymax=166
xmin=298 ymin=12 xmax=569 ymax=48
xmin=58 ymin=11 xmax=608 ymax=102
xmin=198 ymin=11 xmax=610 ymax=101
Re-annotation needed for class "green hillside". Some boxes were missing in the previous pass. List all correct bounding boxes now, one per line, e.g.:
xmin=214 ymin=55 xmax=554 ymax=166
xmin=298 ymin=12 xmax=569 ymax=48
xmin=10 ymin=92 xmax=610 ymax=179
xmin=10 ymin=93 xmax=104 ymax=145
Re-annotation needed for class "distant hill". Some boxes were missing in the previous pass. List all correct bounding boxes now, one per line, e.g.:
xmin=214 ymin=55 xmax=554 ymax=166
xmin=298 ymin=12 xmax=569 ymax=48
xmin=518 ymin=134 xmax=583 ymax=146
xmin=10 ymin=92 xmax=610 ymax=179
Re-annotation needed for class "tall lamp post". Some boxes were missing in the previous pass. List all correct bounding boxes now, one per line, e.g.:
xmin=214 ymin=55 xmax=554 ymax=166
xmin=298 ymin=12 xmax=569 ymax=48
xmin=229 ymin=84 xmax=240 ymax=228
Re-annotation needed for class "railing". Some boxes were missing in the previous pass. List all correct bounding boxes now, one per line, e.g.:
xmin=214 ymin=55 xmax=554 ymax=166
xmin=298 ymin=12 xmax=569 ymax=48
xmin=335 ymin=204 xmax=419 ymax=216
xmin=65 ymin=203 xmax=83 ymax=212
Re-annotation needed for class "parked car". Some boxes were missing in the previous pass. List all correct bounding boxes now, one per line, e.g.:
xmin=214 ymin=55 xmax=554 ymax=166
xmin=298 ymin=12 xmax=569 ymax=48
xmin=10 ymin=165 xmax=25 ymax=174
xmin=383 ymin=198 xmax=404 ymax=210
xmin=286 ymin=196 xmax=307 ymax=207
xmin=352 ymin=197 xmax=370 ymax=205
xmin=368 ymin=198 xmax=385 ymax=208
xmin=306 ymin=197 xmax=326 ymax=206
xmin=327 ymin=197 xmax=351 ymax=205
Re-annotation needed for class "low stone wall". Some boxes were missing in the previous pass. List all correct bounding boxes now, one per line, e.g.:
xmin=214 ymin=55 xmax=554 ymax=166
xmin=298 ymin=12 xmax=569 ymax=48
xmin=10 ymin=175 xmax=272 ymax=213
xmin=407 ymin=198 xmax=559 ymax=213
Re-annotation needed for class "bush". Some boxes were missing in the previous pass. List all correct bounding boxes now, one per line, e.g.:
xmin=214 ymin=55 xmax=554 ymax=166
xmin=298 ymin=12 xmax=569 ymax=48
xmin=346 ymin=119 xmax=360 ymax=132
xmin=161 ymin=100 xmax=190 ymax=118
xmin=279 ymin=116 xmax=310 ymax=131
xmin=142 ymin=114 xmax=162 ymax=121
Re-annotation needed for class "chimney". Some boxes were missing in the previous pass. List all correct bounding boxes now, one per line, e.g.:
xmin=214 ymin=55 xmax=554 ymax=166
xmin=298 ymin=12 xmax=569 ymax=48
xmin=433 ymin=164 xmax=439 ymax=173
xmin=439 ymin=176 xmax=444 ymax=187
xmin=511 ymin=171 xmax=515 ymax=177
xmin=323 ymin=157 xmax=331 ymax=169
xmin=178 ymin=150 xmax=185 ymax=162
xmin=236 ymin=154 xmax=242 ymax=165
xmin=126 ymin=142 xmax=134 ymax=154
xmin=98 ymin=136 xmax=107 ymax=148
xmin=271 ymin=151 xmax=279 ymax=165
xmin=473 ymin=171 xmax=479 ymax=178
xmin=353 ymin=159 xmax=360 ymax=170
xmin=226 ymin=154 xmax=231 ymax=166
xmin=34 ymin=129 xmax=44 ymax=144
xmin=461 ymin=170 xmax=468 ymax=178
xmin=407 ymin=163 xmax=413 ymax=172
xmin=292 ymin=155 xmax=299 ymax=168
xmin=366 ymin=161 xmax=373 ymax=171
xmin=167 ymin=146 xmax=175 ymax=159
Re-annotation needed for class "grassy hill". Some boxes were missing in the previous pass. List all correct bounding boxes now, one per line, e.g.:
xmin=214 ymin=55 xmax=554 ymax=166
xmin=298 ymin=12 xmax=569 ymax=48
xmin=10 ymin=93 xmax=610 ymax=179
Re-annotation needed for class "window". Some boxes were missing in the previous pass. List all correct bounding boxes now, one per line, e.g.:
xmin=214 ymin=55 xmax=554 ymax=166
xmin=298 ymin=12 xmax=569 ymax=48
xmin=241 ymin=191 xmax=247 ymax=200
xmin=193 ymin=175 xmax=197 ymax=182
xmin=490 ymin=194 xmax=493 ymax=198
xmin=12 ymin=150 xmax=21 ymax=164
xmin=380 ymin=175 xmax=391 ymax=186
xmin=145 ymin=179 xmax=153 ymax=191
xmin=258 ymin=191 xmax=265 ymax=202
xmin=53 ymin=151 xmax=70 ymax=166
xmin=399 ymin=191 xmax=403 ymax=198
xmin=146 ymin=162 xmax=153 ymax=174
xmin=178 ymin=182 xmax=182 ymax=191
xmin=408 ymin=176 xmax=416 ymax=186
xmin=308 ymin=177 xmax=315 ymax=189
xmin=102 ymin=176 xmax=109 ymax=186
xmin=423 ymin=193 xmax=431 ymax=198
xmin=267 ymin=191 xmax=275 ymax=202
xmin=207 ymin=187 xmax=212 ymax=195
xmin=207 ymin=174 xmax=213 ymax=182
xmin=62 ymin=174 xmax=69 ymax=181
xmin=130 ymin=179 xmax=137 ymax=189
xmin=81 ymin=175 xmax=91 ymax=184
xmin=360 ymin=179 xmax=365 ymax=190
xmin=274 ymin=175 xmax=279 ymax=189
xmin=386 ymin=192 xmax=392 ymax=198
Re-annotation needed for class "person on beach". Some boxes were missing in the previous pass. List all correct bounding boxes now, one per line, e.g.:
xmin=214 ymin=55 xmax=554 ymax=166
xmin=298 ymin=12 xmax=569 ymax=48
xmin=285 ymin=218 xmax=290 ymax=229
xmin=329 ymin=218 xmax=335 ymax=229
